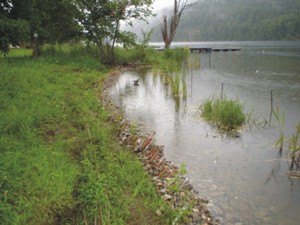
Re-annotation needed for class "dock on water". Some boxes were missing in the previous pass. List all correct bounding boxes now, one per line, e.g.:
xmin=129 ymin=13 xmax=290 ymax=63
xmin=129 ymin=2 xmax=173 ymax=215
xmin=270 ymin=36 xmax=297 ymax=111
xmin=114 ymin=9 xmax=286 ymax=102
xmin=154 ymin=46 xmax=241 ymax=52
xmin=189 ymin=47 xmax=241 ymax=53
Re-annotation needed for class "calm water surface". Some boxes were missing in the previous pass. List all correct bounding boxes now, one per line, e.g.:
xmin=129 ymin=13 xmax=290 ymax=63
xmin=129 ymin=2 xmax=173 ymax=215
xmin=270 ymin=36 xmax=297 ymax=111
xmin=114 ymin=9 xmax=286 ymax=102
xmin=109 ymin=42 xmax=300 ymax=225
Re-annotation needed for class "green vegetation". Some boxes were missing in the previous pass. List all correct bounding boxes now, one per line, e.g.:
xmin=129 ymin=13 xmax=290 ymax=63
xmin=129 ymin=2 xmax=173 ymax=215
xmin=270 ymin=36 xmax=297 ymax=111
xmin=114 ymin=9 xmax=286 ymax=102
xmin=1 ymin=0 xmax=154 ymax=64
xmin=145 ymin=48 xmax=189 ymax=110
xmin=288 ymin=123 xmax=300 ymax=170
xmin=151 ymin=0 xmax=300 ymax=41
xmin=0 ymin=46 xmax=178 ymax=224
xmin=273 ymin=105 xmax=285 ymax=155
xmin=272 ymin=104 xmax=300 ymax=170
xmin=200 ymin=97 xmax=246 ymax=130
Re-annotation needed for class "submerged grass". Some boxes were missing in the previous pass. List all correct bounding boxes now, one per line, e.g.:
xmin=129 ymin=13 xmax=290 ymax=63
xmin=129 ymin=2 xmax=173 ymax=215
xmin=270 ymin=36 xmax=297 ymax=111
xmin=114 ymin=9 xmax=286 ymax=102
xmin=0 ymin=46 xmax=176 ymax=224
xmin=272 ymin=105 xmax=300 ymax=170
xmin=273 ymin=105 xmax=285 ymax=155
xmin=200 ymin=97 xmax=246 ymax=130
xmin=144 ymin=48 xmax=189 ymax=111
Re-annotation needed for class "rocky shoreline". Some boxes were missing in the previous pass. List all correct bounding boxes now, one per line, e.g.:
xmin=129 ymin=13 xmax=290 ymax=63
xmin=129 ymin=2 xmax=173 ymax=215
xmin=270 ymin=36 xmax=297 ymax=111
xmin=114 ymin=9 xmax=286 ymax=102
xmin=101 ymin=67 xmax=219 ymax=225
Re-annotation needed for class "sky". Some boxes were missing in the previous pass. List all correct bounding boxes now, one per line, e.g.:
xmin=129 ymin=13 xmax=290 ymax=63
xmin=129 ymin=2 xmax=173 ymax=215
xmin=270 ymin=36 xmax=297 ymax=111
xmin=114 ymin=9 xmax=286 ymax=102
xmin=152 ymin=0 xmax=173 ymax=11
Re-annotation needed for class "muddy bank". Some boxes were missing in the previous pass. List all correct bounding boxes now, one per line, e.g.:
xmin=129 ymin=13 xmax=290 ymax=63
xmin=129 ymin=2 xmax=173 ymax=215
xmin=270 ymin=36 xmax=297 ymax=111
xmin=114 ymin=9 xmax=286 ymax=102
xmin=101 ymin=67 xmax=219 ymax=225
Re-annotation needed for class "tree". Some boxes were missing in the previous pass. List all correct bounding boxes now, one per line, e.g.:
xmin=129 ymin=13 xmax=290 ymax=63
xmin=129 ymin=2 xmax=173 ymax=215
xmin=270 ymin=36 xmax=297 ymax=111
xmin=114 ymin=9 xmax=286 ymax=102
xmin=161 ymin=0 xmax=197 ymax=48
xmin=0 ymin=0 xmax=30 ymax=55
xmin=75 ymin=0 xmax=154 ymax=64
xmin=0 ymin=0 xmax=80 ymax=56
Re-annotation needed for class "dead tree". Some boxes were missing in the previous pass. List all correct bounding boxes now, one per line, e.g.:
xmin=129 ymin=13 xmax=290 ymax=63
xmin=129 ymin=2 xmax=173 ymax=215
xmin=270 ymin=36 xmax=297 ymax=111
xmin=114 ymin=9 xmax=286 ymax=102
xmin=161 ymin=0 xmax=197 ymax=49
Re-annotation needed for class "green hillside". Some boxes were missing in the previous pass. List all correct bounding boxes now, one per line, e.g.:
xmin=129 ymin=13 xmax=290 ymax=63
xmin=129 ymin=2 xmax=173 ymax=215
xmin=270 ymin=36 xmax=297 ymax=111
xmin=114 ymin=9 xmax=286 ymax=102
xmin=151 ymin=0 xmax=300 ymax=41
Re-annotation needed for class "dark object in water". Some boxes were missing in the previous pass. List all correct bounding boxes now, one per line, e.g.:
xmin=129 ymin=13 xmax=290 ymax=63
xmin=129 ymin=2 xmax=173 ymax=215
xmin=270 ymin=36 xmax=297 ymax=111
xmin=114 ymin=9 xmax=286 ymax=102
xmin=133 ymin=79 xmax=139 ymax=86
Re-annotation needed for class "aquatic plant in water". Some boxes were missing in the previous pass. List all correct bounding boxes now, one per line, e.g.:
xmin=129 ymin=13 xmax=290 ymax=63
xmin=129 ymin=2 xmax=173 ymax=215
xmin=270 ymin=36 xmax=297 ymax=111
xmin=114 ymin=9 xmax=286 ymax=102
xmin=287 ymin=123 xmax=300 ymax=170
xmin=273 ymin=105 xmax=300 ymax=171
xmin=150 ymin=49 xmax=189 ymax=111
xmin=273 ymin=105 xmax=285 ymax=156
xmin=200 ymin=97 xmax=246 ymax=131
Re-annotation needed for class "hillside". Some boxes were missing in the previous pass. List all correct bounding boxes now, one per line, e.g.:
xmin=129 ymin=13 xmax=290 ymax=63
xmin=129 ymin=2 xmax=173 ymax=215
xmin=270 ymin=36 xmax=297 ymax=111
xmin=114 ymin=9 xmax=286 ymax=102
xmin=150 ymin=0 xmax=300 ymax=41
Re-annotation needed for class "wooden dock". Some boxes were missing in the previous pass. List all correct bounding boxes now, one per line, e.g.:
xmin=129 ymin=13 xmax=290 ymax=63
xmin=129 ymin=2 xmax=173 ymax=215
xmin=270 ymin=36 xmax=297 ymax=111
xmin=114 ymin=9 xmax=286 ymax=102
xmin=154 ymin=46 xmax=241 ymax=52
xmin=189 ymin=47 xmax=241 ymax=53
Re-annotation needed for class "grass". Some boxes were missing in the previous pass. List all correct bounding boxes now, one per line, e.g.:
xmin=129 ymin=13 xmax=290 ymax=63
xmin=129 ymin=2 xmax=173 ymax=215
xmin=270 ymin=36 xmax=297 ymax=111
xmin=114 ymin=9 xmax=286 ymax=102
xmin=0 ymin=45 xmax=177 ymax=224
xmin=287 ymin=123 xmax=300 ymax=170
xmin=272 ymin=104 xmax=300 ymax=171
xmin=200 ymin=97 xmax=246 ymax=130
xmin=144 ymin=48 xmax=189 ymax=111
xmin=273 ymin=105 xmax=285 ymax=155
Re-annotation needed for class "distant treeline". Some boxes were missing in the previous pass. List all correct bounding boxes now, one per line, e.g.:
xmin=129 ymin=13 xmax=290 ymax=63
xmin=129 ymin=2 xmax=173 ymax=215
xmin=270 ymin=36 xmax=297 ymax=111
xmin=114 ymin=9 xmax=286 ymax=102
xmin=151 ymin=0 xmax=300 ymax=41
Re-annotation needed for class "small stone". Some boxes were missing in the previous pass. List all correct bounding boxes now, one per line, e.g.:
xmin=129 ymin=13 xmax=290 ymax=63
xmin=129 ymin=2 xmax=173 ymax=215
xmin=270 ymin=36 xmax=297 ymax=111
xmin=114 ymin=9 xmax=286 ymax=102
xmin=156 ymin=181 xmax=163 ymax=187
xmin=163 ymin=194 xmax=173 ymax=201
xmin=191 ymin=212 xmax=201 ymax=221
xmin=180 ymin=192 xmax=186 ymax=197
xmin=144 ymin=164 xmax=151 ymax=170
xmin=234 ymin=223 xmax=242 ymax=225
xmin=159 ymin=188 xmax=167 ymax=194
xmin=152 ymin=176 xmax=159 ymax=181
xmin=155 ymin=210 xmax=162 ymax=216
xmin=134 ymin=147 xmax=140 ymax=152
xmin=192 ymin=208 xmax=200 ymax=213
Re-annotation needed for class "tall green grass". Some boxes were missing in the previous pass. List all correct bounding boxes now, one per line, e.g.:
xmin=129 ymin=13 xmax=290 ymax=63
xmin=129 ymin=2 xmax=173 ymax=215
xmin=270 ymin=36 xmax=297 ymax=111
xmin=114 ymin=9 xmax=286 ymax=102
xmin=272 ymin=104 xmax=300 ymax=170
xmin=200 ymin=97 xmax=246 ymax=130
xmin=273 ymin=105 xmax=285 ymax=155
xmin=0 ymin=46 xmax=176 ymax=224
xmin=287 ymin=123 xmax=300 ymax=170
xmin=144 ymin=48 xmax=189 ymax=111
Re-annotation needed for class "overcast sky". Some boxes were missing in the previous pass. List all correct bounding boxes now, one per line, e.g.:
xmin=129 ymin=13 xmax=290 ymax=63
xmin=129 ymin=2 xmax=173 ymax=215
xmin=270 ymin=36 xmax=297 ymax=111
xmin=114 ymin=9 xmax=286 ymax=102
xmin=152 ymin=0 xmax=173 ymax=11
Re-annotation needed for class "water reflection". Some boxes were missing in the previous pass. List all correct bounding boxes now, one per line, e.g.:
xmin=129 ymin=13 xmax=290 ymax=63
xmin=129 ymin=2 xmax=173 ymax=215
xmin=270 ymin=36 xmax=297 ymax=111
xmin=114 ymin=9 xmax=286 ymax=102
xmin=109 ymin=42 xmax=300 ymax=225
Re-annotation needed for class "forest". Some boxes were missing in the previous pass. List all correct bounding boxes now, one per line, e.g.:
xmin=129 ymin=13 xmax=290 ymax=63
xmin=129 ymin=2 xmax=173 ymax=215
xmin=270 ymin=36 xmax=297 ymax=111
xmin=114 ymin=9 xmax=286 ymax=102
xmin=150 ymin=0 xmax=300 ymax=41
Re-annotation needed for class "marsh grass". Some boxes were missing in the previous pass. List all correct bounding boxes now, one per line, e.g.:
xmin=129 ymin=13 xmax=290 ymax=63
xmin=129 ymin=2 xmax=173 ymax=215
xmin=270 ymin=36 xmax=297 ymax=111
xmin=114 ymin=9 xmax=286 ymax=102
xmin=272 ymin=104 xmax=300 ymax=171
xmin=200 ymin=97 xmax=246 ymax=130
xmin=287 ymin=123 xmax=300 ymax=170
xmin=273 ymin=105 xmax=285 ymax=155
xmin=145 ymin=48 xmax=189 ymax=110
xmin=0 ymin=46 xmax=176 ymax=224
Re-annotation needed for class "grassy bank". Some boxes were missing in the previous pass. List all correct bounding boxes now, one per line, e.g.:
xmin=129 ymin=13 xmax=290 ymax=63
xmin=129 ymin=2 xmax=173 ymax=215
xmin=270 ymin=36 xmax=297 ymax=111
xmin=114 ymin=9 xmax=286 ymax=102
xmin=0 ymin=46 xmax=176 ymax=224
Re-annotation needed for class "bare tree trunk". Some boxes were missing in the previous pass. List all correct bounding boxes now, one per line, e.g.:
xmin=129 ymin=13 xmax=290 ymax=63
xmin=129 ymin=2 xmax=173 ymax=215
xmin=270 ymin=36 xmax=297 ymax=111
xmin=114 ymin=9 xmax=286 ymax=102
xmin=161 ymin=0 xmax=197 ymax=49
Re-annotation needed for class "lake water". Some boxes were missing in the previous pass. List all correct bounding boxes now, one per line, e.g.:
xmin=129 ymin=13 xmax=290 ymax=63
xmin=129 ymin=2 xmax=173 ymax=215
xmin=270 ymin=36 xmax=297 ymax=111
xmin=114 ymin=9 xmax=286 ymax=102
xmin=108 ymin=41 xmax=300 ymax=225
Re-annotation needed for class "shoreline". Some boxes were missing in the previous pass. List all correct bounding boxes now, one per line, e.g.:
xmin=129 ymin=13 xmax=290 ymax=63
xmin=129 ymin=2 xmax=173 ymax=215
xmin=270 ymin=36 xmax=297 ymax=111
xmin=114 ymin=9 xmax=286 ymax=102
xmin=101 ymin=67 xmax=219 ymax=225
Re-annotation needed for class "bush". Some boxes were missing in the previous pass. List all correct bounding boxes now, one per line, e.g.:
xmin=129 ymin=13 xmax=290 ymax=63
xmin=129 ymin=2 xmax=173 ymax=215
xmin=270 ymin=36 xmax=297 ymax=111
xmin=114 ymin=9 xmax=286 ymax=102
xmin=200 ymin=97 xmax=246 ymax=130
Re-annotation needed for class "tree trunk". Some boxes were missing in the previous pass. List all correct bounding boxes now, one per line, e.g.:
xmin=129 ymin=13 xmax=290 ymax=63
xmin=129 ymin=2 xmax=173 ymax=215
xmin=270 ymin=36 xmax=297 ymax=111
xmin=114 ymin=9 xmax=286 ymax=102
xmin=161 ymin=0 xmax=197 ymax=49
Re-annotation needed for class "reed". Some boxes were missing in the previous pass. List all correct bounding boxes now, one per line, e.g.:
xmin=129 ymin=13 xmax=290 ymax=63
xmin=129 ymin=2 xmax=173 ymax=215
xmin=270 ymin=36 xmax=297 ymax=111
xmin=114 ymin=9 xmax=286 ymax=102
xmin=273 ymin=105 xmax=285 ymax=156
xmin=146 ymin=48 xmax=189 ymax=111
xmin=287 ymin=123 xmax=300 ymax=170
xmin=200 ymin=97 xmax=246 ymax=130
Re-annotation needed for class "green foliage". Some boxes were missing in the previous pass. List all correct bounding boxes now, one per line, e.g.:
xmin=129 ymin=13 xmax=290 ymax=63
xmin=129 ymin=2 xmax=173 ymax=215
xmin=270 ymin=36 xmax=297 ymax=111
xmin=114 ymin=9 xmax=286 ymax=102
xmin=200 ymin=97 xmax=246 ymax=130
xmin=144 ymin=48 xmax=189 ymax=72
xmin=273 ymin=105 xmax=300 ymax=169
xmin=151 ymin=0 xmax=300 ymax=41
xmin=0 ymin=0 xmax=80 ymax=55
xmin=0 ymin=18 xmax=30 ymax=55
xmin=0 ymin=46 xmax=176 ymax=224
xmin=75 ymin=0 xmax=154 ymax=64
xmin=287 ymin=123 xmax=300 ymax=170
xmin=143 ymin=48 xmax=189 ymax=110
